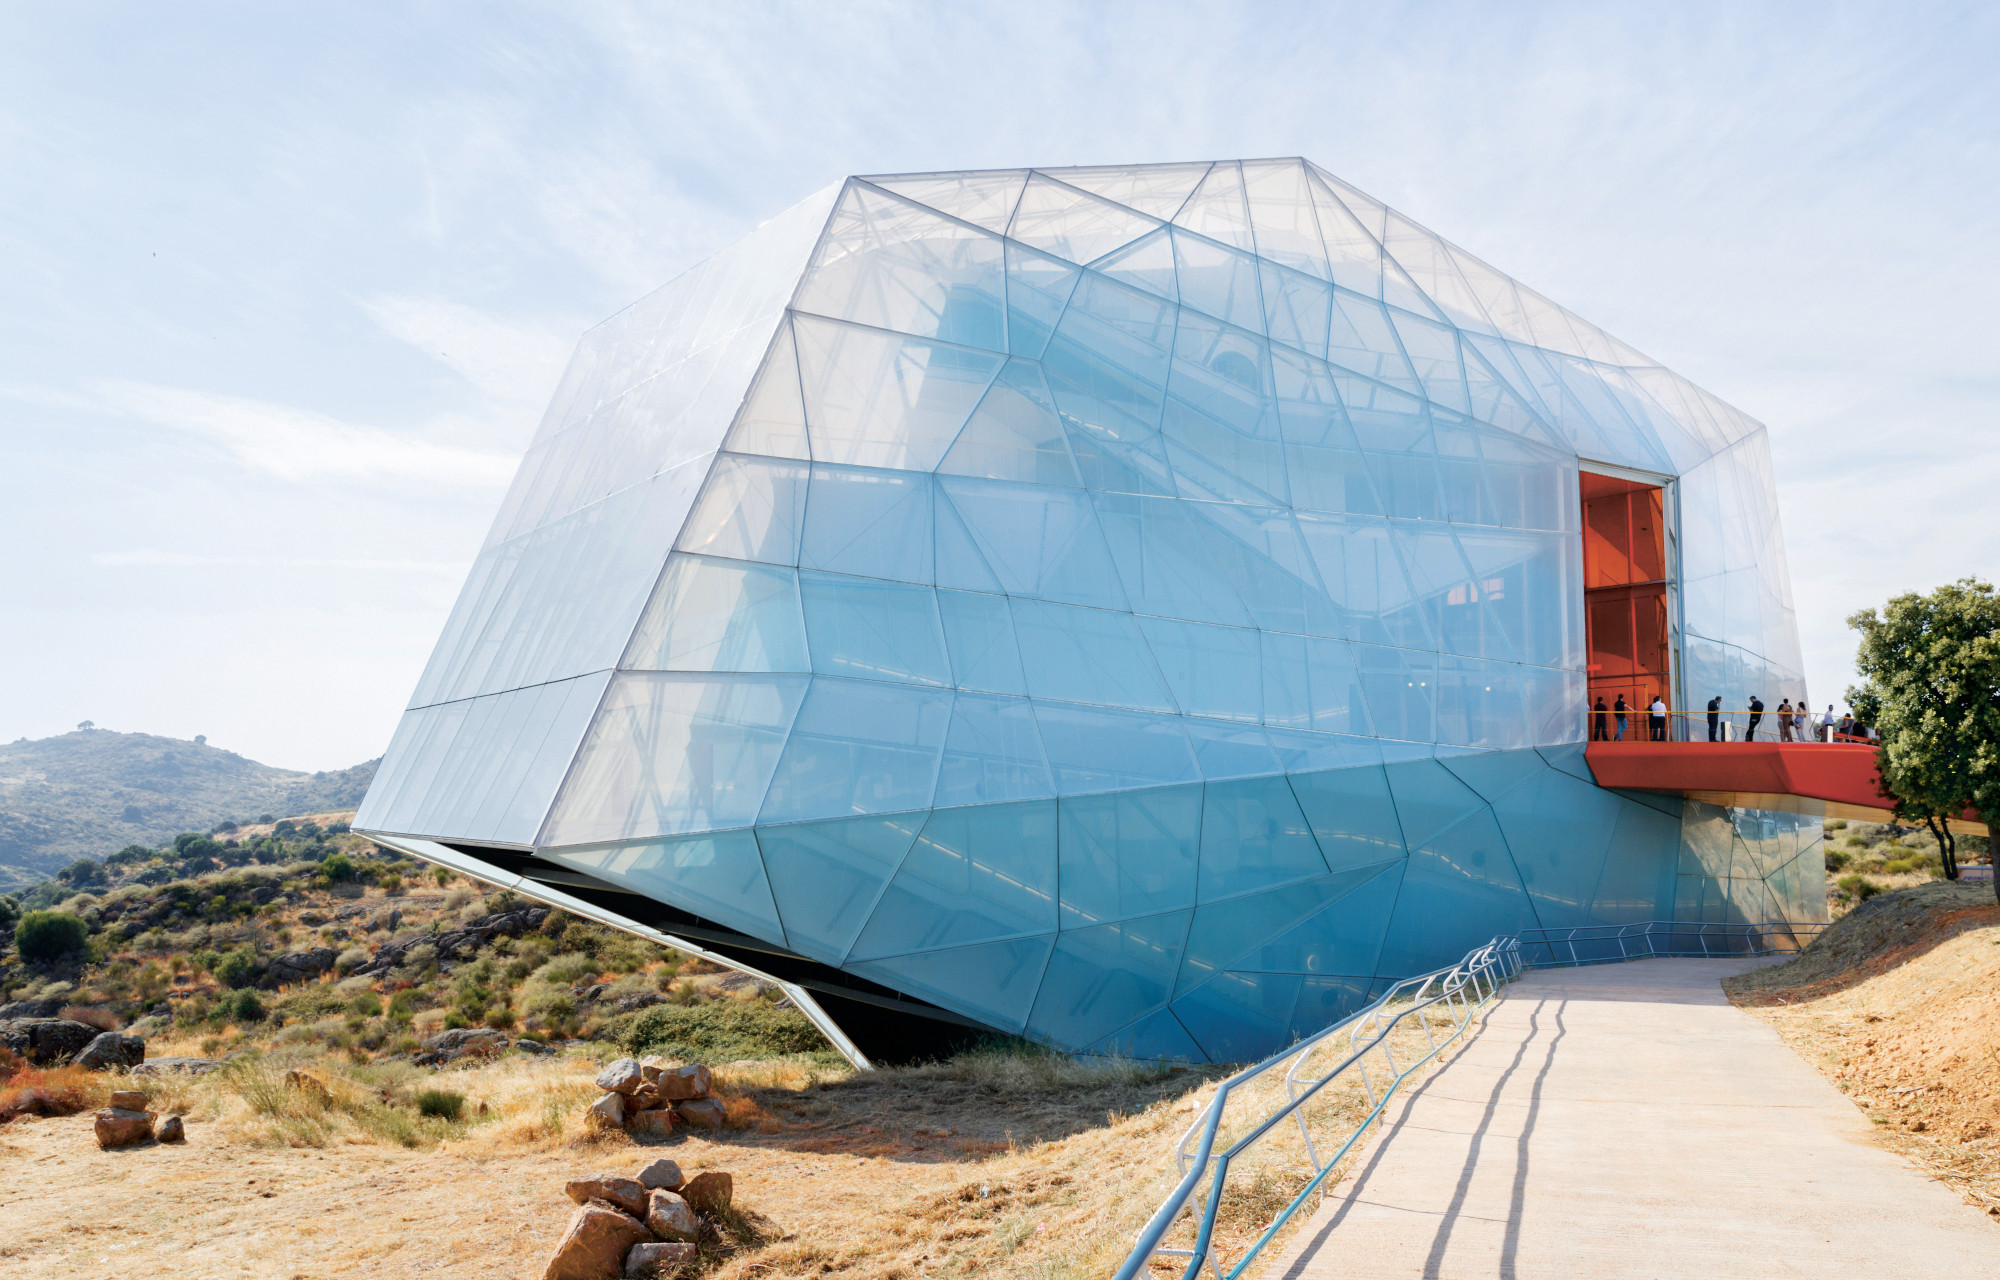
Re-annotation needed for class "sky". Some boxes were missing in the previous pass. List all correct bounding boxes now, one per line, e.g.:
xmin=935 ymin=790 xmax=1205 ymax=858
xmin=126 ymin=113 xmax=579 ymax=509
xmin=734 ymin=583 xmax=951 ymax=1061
xmin=1 ymin=1 xmax=1995 ymax=772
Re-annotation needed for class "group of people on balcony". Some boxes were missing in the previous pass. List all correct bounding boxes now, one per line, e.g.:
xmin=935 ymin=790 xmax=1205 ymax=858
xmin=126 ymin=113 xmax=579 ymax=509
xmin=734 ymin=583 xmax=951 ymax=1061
xmin=1588 ymin=696 xmax=1871 ymax=744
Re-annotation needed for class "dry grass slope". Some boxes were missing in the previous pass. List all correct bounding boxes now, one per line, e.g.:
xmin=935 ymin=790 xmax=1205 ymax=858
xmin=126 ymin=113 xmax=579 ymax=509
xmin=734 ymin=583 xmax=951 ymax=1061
xmin=1727 ymin=879 xmax=2000 ymax=1217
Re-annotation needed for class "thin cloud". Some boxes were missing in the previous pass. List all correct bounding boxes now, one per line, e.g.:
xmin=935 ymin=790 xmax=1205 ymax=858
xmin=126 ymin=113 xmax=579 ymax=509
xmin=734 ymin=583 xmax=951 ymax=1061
xmin=91 ymin=550 xmax=469 ymax=572
xmin=91 ymin=381 xmax=519 ymax=489
xmin=361 ymin=294 xmax=576 ymax=406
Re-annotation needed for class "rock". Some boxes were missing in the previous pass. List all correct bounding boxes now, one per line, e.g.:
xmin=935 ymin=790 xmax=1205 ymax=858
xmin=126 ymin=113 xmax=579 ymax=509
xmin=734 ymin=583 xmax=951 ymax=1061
xmin=629 ymin=1083 xmax=661 ymax=1110
xmin=74 ymin=1031 xmax=147 ymax=1071
xmin=0 ymin=1018 xmax=101 ymax=1066
xmin=157 ymin=1114 xmax=186 ymax=1143
xmin=267 ymin=947 xmax=339 ymax=986
xmin=543 ymin=1201 xmax=653 ymax=1280
xmin=671 ymin=1098 xmax=725 ymax=1131
xmin=132 ymin=1056 xmax=224 ymax=1077
xmin=595 ymin=1058 xmax=645 ymax=1095
xmin=625 ymin=1108 xmax=677 ymax=1139
xmin=625 ymin=1241 xmax=696 ymax=1278
xmin=0 ymin=998 xmax=63 ymax=1020
xmin=634 ymin=1158 xmax=685 ymax=1191
xmin=285 ymin=1069 xmax=332 ymax=1103
xmin=638 ymin=1056 xmax=667 ymax=1083
xmin=615 ymin=993 xmax=666 ymax=1015
xmin=588 ymin=1092 xmax=626 ymax=1129
xmin=421 ymin=1028 xmax=510 ymax=1061
xmin=643 ymin=1189 xmax=699 ymax=1241
xmin=94 ymin=1107 xmax=155 ymax=1149
xmin=109 ymin=1090 xmax=149 ymax=1110
xmin=655 ymin=1065 xmax=712 ymax=1102
xmin=517 ymin=1038 xmax=552 ymax=1055
xmin=565 ymin=1173 xmax=649 ymax=1217
xmin=678 ymin=1171 xmax=732 ymax=1216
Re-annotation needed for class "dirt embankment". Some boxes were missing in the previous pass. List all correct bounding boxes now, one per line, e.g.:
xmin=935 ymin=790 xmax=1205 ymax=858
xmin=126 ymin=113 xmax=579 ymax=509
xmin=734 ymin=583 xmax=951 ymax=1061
xmin=1727 ymin=880 xmax=2000 ymax=1214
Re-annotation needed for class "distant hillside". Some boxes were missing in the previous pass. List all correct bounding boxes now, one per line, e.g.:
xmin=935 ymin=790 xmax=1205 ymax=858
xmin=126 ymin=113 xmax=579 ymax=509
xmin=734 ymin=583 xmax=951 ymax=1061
xmin=0 ymin=728 xmax=377 ymax=881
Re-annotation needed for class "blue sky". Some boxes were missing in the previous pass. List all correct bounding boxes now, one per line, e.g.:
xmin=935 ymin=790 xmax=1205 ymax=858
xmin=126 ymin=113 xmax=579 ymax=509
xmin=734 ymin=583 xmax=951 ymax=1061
xmin=2 ymin=2 xmax=1994 ymax=770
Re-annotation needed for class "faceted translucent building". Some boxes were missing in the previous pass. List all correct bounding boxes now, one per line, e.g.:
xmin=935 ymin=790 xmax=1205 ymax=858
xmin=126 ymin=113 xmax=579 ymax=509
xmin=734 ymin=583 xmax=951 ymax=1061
xmin=355 ymin=160 xmax=1823 ymax=1064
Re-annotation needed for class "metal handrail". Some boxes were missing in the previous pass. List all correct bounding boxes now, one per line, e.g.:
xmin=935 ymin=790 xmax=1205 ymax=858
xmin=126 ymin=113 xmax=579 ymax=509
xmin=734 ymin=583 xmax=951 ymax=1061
xmin=1516 ymin=919 xmax=1828 ymax=969
xmin=1113 ymin=936 xmax=1523 ymax=1280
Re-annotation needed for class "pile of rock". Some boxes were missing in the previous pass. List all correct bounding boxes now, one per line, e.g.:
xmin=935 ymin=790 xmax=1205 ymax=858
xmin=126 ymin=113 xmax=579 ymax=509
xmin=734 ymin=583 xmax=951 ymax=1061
xmin=588 ymin=1058 xmax=726 ymax=1137
xmin=544 ymin=1158 xmax=733 ymax=1280
xmin=94 ymin=1089 xmax=187 ymax=1149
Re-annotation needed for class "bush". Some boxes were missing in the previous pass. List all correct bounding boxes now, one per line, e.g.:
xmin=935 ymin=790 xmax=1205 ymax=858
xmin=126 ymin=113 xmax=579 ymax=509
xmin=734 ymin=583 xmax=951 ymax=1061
xmin=625 ymin=1000 xmax=830 ymax=1061
xmin=321 ymin=852 xmax=355 ymax=882
xmin=415 ymin=1088 xmax=464 ymax=1120
xmin=15 ymin=912 xmax=89 ymax=962
xmin=1837 ymin=873 xmax=1882 ymax=902
xmin=232 ymin=989 xmax=266 ymax=1022
xmin=1823 ymin=848 xmax=1851 ymax=872
xmin=215 ymin=948 xmax=261 ymax=989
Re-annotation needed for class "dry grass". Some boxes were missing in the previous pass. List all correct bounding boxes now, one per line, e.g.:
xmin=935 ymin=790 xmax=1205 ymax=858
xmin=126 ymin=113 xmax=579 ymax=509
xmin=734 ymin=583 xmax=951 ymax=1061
xmin=1727 ymin=879 xmax=2000 ymax=1218
xmin=0 ymin=1005 xmax=1483 ymax=1279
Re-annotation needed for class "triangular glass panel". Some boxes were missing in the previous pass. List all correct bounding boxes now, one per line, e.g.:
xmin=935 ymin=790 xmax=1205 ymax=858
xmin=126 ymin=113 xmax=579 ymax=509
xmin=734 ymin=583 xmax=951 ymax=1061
xmin=938 ymin=358 xmax=1083 ymax=487
xmin=1260 ymin=261 xmax=1333 ymax=359
xmin=1172 ymin=229 xmax=1265 ymax=333
xmin=1172 ymin=970 xmax=1304 ymax=1063
xmin=1242 ymin=158 xmax=1330 ymax=279
xmin=849 ymin=933 xmax=1055 ymax=1034
xmin=1040 ymin=161 xmax=1213 ymax=219
xmin=1172 ymin=160 xmax=1256 ymax=251
xmin=1080 ymin=1006 xmax=1208 ymax=1063
xmin=1008 ymin=173 xmax=1163 ymax=268
xmin=793 ymin=314 xmax=1007 ymax=471
xmin=756 ymin=812 xmax=924 ymax=963
xmin=796 ymin=181 xmax=1006 ymax=351
xmin=1091 ymin=226 xmax=1179 ymax=303
xmin=1304 ymin=168 xmax=1387 ymax=301
xmin=1004 ymin=240 xmax=1082 ymax=360
xmin=1327 ymin=291 xmax=1422 ymax=395
xmin=544 ymin=829 xmax=786 ymax=945
xmin=932 ymin=692 xmax=1056 ymax=807
xmin=848 ymin=799 xmax=1059 ymax=958
xmin=1382 ymin=757 xmax=1488 ymax=849
xmin=865 ymin=169 xmax=1029 ymax=234
xmin=1380 ymin=209 xmax=1490 ymax=332
xmin=1386 ymin=308 xmax=1470 ymax=413
xmin=1177 ymin=872 xmax=1378 ymax=998
xmin=722 ymin=319 xmax=811 ymax=459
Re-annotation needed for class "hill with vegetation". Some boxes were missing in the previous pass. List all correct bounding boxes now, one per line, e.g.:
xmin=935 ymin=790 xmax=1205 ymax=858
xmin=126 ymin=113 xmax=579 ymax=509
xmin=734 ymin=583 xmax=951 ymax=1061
xmin=0 ymin=727 xmax=376 ymax=885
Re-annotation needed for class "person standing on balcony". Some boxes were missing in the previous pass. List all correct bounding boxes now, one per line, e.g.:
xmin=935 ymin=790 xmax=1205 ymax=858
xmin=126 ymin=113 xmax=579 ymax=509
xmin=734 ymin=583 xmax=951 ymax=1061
xmin=1649 ymin=694 xmax=1668 ymax=741
xmin=1707 ymin=695 xmax=1723 ymax=741
xmin=1777 ymin=699 xmax=1796 ymax=741
xmin=1746 ymin=695 xmax=1765 ymax=741
xmin=1822 ymin=704 xmax=1837 ymax=742
xmin=1614 ymin=694 xmax=1629 ymax=740
xmin=1591 ymin=696 xmax=1610 ymax=741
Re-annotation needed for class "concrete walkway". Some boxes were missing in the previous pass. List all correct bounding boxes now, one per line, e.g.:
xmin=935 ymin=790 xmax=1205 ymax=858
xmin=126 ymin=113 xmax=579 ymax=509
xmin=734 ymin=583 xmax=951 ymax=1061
xmin=1269 ymin=958 xmax=2000 ymax=1279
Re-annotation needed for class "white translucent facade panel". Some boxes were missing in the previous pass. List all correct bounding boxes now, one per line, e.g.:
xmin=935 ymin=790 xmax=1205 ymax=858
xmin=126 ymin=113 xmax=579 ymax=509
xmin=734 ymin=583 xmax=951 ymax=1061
xmin=355 ymin=671 xmax=609 ymax=844
xmin=409 ymin=459 xmax=709 ymax=708
xmin=542 ymin=672 xmax=809 ymax=846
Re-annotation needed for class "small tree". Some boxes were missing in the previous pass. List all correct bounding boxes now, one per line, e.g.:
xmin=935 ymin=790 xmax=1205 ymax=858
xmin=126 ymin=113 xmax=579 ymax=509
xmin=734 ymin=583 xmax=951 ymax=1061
xmin=1848 ymin=577 xmax=2000 ymax=902
xmin=321 ymin=852 xmax=356 ymax=882
xmin=16 ymin=911 xmax=89 ymax=962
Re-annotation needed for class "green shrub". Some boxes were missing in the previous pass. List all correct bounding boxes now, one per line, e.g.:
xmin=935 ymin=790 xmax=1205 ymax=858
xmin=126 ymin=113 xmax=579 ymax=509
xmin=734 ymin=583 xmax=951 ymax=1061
xmin=349 ymin=992 xmax=383 ymax=1018
xmin=1837 ymin=873 xmax=1882 ymax=902
xmin=232 ymin=989 xmax=266 ymax=1022
xmin=322 ymin=852 xmax=355 ymax=882
xmin=216 ymin=948 xmax=261 ymax=989
xmin=1823 ymin=848 xmax=1851 ymax=872
xmin=625 ymin=1000 xmax=830 ymax=1061
xmin=16 ymin=911 xmax=89 ymax=962
xmin=416 ymin=1089 xmax=464 ymax=1120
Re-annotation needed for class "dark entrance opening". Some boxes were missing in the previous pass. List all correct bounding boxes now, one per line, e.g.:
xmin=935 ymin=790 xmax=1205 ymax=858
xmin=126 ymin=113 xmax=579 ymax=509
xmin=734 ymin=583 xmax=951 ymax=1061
xmin=1581 ymin=471 xmax=1672 ymax=738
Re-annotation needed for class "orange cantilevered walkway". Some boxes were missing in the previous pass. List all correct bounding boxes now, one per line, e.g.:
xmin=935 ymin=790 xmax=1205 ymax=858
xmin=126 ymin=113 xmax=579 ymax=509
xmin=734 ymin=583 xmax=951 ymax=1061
xmin=1584 ymin=741 xmax=1987 ymax=831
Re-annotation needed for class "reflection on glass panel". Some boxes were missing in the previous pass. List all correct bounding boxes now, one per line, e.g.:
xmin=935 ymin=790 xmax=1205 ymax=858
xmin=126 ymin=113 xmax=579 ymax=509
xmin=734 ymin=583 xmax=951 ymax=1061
xmin=796 ymin=181 xmax=1007 ymax=351
xmin=848 ymin=799 xmax=1059 ymax=958
xmin=675 ymin=453 xmax=809 ymax=566
xmin=794 ymin=315 xmax=1005 ymax=470
xmin=1031 ymin=702 xmax=1200 ymax=794
xmin=933 ymin=692 xmax=1056 ymax=806
xmin=1185 ymin=718 xmax=1282 ymax=780
xmin=799 ymin=572 xmax=949 ymax=686
xmin=625 ymin=555 xmax=809 ymax=674
xmin=756 ymin=812 xmax=925 ymax=962
xmin=722 ymin=320 xmax=811 ymax=460
xmin=1138 ymin=617 xmax=1262 ymax=722
xmin=935 ymin=589 xmax=1028 ymax=695
xmin=1353 ymin=643 xmax=1437 ymax=742
xmin=1004 ymin=240 xmax=1081 ymax=359
xmin=942 ymin=477 xmax=1130 ymax=609
xmin=542 ymin=829 xmax=783 ymax=941
xmin=757 ymin=677 xmax=952 ymax=823
xmin=937 ymin=358 xmax=1081 ymax=486
xmin=1058 ymin=785 xmax=1201 ymax=927
xmin=544 ymin=672 xmax=807 ymax=845
xmin=1012 ymin=599 xmax=1176 ymax=712
xmin=800 ymin=464 xmax=934 ymax=584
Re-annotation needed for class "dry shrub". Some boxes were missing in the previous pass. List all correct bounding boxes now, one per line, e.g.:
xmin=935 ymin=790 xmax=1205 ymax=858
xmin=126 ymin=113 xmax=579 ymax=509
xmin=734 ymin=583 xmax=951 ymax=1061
xmin=59 ymin=1005 xmax=122 ymax=1033
xmin=0 ymin=1065 xmax=108 ymax=1122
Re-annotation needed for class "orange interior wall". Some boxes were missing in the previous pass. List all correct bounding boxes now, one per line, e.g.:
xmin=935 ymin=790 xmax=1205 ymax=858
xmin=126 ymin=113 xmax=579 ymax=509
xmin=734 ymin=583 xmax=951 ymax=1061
xmin=1581 ymin=473 xmax=1670 ymax=726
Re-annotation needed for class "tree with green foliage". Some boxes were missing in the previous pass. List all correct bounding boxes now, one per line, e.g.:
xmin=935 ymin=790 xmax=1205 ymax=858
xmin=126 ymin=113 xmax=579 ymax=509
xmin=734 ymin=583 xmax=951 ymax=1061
xmin=107 ymin=843 xmax=154 ymax=866
xmin=16 ymin=910 xmax=90 ymax=962
xmin=215 ymin=947 xmax=261 ymax=989
xmin=321 ymin=851 xmax=355 ymax=882
xmin=1848 ymin=577 xmax=2000 ymax=901
xmin=56 ymin=857 xmax=105 ymax=886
